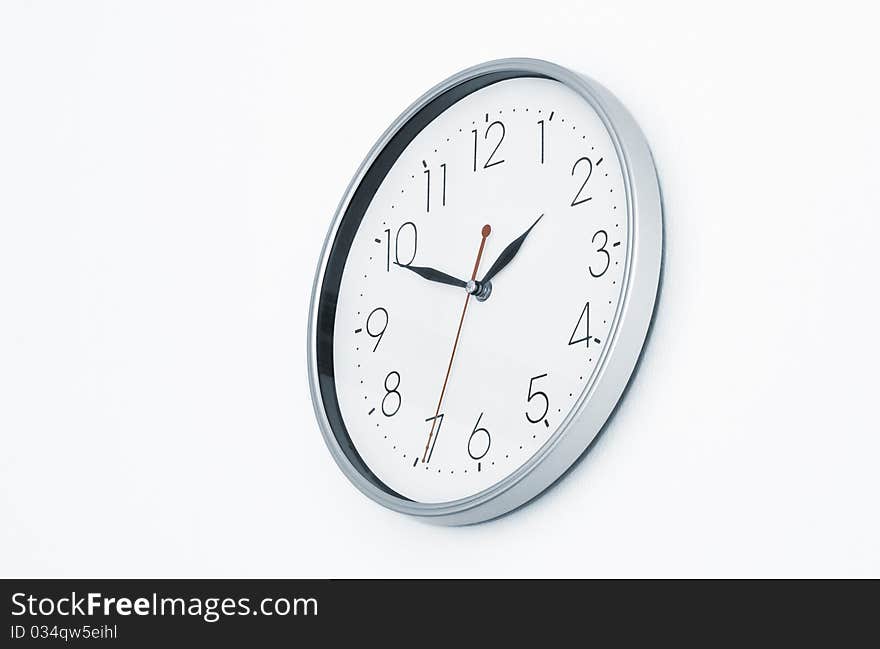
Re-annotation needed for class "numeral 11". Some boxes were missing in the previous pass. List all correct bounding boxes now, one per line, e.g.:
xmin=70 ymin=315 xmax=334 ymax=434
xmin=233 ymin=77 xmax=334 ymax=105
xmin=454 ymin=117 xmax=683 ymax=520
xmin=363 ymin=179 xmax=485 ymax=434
xmin=423 ymin=161 xmax=446 ymax=213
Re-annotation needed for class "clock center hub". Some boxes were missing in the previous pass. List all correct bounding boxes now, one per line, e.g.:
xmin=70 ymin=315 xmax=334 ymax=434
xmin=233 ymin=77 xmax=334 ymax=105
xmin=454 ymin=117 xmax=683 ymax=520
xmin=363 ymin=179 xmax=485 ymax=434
xmin=466 ymin=279 xmax=492 ymax=302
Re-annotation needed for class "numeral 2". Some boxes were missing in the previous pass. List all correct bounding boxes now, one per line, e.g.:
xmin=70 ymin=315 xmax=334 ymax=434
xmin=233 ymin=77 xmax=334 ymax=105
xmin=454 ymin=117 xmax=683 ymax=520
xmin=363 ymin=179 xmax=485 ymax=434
xmin=571 ymin=157 xmax=593 ymax=206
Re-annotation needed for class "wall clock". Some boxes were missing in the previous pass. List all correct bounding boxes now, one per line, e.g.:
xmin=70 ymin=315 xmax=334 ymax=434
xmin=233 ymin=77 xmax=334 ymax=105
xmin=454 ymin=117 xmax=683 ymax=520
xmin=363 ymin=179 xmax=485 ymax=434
xmin=308 ymin=58 xmax=662 ymax=524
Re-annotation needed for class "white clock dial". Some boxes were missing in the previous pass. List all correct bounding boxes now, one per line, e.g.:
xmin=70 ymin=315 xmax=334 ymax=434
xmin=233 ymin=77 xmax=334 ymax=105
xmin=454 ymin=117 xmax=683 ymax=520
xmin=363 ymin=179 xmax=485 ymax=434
xmin=330 ymin=77 xmax=628 ymax=503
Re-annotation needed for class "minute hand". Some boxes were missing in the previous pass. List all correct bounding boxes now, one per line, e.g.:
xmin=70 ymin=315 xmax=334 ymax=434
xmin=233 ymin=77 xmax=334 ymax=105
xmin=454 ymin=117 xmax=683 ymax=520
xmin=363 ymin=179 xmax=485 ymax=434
xmin=479 ymin=214 xmax=544 ymax=284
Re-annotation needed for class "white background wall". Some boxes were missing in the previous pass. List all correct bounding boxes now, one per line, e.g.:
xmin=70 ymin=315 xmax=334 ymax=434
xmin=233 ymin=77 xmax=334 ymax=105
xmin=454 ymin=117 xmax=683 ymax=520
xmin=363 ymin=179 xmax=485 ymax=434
xmin=1 ymin=1 xmax=878 ymax=577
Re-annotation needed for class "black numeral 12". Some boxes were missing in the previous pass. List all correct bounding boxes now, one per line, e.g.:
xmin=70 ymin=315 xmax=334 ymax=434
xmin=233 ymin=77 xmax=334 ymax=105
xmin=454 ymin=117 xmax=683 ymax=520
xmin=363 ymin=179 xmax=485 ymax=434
xmin=472 ymin=117 xmax=505 ymax=171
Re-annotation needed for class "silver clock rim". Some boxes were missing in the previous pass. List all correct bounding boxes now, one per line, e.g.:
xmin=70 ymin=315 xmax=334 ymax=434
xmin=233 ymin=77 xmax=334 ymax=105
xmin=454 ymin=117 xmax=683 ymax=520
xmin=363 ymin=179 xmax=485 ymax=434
xmin=307 ymin=57 xmax=663 ymax=525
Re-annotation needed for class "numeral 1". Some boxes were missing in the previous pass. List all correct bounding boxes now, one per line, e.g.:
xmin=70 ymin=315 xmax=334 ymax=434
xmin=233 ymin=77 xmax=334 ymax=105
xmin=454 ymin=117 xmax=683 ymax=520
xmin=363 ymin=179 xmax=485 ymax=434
xmin=538 ymin=119 xmax=545 ymax=164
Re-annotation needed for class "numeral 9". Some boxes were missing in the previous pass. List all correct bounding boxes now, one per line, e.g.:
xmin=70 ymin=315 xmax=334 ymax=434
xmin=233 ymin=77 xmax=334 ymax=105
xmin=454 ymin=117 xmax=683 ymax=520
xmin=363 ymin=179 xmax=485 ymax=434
xmin=366 ymin=307 xmax=388 ymax=351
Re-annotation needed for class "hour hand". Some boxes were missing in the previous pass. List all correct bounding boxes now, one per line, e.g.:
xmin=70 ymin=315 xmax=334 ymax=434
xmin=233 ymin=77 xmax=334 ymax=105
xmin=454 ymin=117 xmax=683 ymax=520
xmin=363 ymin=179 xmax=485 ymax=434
xmin=395 ymin=263 xmax=468 ymax=289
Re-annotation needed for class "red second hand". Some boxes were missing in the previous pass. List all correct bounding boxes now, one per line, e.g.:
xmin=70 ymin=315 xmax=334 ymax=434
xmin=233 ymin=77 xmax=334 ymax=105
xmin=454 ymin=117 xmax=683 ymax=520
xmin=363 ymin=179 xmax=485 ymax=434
xmin=422 ymin=224 xmax=492 ymax=463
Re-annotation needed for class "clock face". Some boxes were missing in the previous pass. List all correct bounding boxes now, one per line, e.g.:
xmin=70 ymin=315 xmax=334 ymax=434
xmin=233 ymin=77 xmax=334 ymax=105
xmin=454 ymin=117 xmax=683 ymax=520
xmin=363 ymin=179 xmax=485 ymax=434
xmin=320 ymin=75 xmax=631 ymax=505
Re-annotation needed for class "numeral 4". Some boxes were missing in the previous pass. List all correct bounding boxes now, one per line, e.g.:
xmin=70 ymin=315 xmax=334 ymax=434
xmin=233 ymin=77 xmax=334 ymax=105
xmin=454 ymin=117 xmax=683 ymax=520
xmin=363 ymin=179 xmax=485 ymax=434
xmin=569 ymin=301 xmax=591 ymax=347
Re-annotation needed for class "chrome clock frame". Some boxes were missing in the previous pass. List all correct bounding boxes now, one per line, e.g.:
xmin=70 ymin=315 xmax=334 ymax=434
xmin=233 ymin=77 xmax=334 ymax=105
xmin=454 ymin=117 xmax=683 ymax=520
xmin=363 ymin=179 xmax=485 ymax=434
xmin=307 ymin=58 xmax=663 ymax=525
